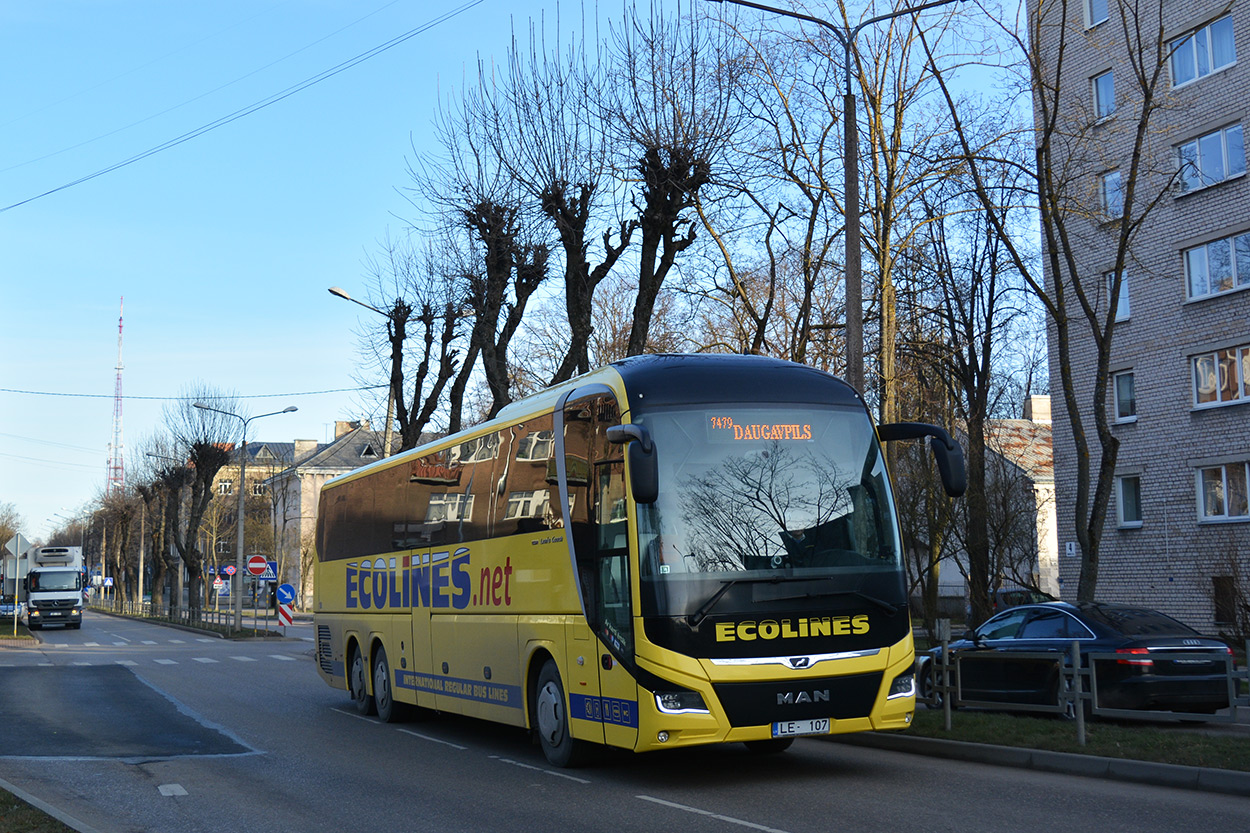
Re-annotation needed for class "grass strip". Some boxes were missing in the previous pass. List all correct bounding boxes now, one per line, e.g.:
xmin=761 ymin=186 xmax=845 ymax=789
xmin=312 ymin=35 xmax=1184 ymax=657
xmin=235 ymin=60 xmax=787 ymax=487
xmin=907 ymin=707 xmax=1250 ymax=771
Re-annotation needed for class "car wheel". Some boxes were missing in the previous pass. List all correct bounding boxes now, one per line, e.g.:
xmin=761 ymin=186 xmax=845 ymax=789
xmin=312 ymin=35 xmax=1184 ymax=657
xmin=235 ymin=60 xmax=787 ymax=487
xmin=348 ymin=645 xmax=375 ymax=716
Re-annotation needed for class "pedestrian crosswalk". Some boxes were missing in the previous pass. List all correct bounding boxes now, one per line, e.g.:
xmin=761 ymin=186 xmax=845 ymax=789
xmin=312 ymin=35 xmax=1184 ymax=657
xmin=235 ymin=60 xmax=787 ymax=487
xmin=0 ymin=653 xmax=304 ymax=668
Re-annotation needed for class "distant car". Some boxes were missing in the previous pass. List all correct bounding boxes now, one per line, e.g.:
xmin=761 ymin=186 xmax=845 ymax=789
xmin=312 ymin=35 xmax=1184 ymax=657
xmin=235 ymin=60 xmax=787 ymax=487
xmin=919 ymin=601 xmax=1232 ymax=715
xmin=0 ymin=601 xmax=24 ymax=617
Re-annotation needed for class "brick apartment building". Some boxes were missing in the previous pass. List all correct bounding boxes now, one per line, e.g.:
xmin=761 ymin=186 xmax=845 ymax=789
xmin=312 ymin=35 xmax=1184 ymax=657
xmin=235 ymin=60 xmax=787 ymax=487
xmin=1030 ymin=0 xmax=1250 ymax=631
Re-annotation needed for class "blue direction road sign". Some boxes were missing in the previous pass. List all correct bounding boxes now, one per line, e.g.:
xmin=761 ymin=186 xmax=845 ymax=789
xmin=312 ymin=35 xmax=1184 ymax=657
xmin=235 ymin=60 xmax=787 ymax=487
xmin=276 ymin=583 xmax=296 ymax=605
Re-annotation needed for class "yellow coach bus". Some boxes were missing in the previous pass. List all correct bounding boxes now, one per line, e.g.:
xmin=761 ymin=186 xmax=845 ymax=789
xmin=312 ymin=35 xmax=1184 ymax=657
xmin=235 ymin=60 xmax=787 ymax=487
xmin=313 ymin=353 xmax=964 ymax=765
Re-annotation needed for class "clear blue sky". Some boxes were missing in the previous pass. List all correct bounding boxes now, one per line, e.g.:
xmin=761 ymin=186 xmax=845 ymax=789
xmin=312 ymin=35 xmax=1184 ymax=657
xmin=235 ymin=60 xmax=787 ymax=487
xmin=0 ymin=0 xmax=562 ymax=540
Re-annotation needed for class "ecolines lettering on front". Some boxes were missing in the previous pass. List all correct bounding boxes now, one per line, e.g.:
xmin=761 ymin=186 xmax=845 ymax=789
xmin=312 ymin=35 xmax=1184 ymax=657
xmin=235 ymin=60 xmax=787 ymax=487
xmin=713 ymin=615 xmax=870 ymax=642
xmin=345 ymin=548 xmax=471 ymax=610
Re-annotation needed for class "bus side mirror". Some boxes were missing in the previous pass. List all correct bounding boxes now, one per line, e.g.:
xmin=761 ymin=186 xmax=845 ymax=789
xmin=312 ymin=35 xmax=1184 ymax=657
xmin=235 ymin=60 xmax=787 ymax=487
xmin=607 ymin=424 xmax=659 ymax=504
xmin=878 ymin=422 xmax=967 ymax=498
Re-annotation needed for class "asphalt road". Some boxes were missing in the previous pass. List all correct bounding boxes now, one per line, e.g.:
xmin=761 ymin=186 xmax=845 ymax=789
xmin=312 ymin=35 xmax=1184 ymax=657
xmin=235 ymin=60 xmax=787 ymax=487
xmin=1 ymin=612 xmax=1247 ymax=833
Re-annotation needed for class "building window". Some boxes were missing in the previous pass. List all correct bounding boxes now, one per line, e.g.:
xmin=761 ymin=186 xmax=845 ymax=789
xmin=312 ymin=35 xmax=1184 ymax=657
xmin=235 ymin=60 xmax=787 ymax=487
xmin=1116 ymin=474 xmax=1143 ymax=527
xmin=1178 ymin=124 xmax=1245 ymax=191
xmin=1192 ymin=343 xmax=1249 ymax=407
xmin=1105 ymin=270 xmax=1129 ymax=320
xmin=1184 ymin=232 xmax=1250 ymax=299
xmin=1086 ymin=0 xmax=1108 ymax=27
xmin=1198 ymin=462 xmax=1250 ymax=519
xmin=425 ymin=492 xmax=474 ymax=523
xmin=218 ymin=480 xmax=233 ymax=496
xmin=504 ymin=490 xmax=551 ymax=520
xmin=516 ymin=430 xmax=555 ymax=462
xmin=1092 ymin=70 xmax=1115 ymax=119
xmin=1113 ymin=371 xmax=1136 ymax=422
xmin=1213 ymin=576 xmax=1238 ymax=626
xmin=251 ymin=482 xmax=267 ymax=497
xmin=1171 ymin=15 xmax=1236 ymax=87
xmin=1101 ymin=170 xmax=1123 ymax=217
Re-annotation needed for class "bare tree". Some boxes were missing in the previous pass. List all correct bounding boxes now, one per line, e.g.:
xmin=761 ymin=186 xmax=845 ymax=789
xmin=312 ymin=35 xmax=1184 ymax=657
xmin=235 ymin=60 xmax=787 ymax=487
xmin=603 ymin=2 xmax=743 ymax=355
xmin=164 ymin=386 xmax=239 ymax=617
xmin=920 ymin=0 xmax=1181 ymax=600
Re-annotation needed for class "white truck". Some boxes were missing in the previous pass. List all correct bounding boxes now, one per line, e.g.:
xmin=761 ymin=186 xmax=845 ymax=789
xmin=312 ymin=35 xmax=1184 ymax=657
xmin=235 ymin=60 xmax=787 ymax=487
xmin=25 ymin=546 xmax=85 ymax=630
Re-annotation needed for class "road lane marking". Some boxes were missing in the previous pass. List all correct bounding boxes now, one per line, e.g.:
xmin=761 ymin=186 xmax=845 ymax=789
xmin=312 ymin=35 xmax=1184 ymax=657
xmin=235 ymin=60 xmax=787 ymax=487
xmin=269 ymin=655 xmax=296 ymax=661
xmin=158 ymin=784 xmax=188 ymax=796
xmin=196 ymin=638 xmax=216 ymax=643
xmin=73 ymin=662 xmax=91 ymax=666
xmin=635 ymin=796 xmax=791 ymax=833
xmin=154 ymin=659 xmax=177 ymax=665
xmin=397 ymin=728 xmax=468 ymax=750
xmin=231 ymin=656 xmax=257 ymax=662
xmin=142 ymin=640 xmax=157 ymax=645
xmin=114 ymin=660 xmax=137 ymax=666
xmin=83 ymin=642 xmax=100 ymax=647
xmin=112 ymin=642 xmax=127 ymax=646
xmin=169 ymin=640 xmax=186 ymax=644
xmin=489 ymin=756 xmax=590 ymax=783
xmin=192 ymin=657 xmax=218 ymax=663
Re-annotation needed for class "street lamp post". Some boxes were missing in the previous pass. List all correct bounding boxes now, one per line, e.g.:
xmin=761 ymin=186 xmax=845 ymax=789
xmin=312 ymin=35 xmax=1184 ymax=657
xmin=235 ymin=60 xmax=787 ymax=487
xmin=708 ymin=0 xmax=964 ymax=393
xmin=192 ymin=403 xmax=297 ymax=632
xmin=329 ymin=286 xmax=409 ymax=457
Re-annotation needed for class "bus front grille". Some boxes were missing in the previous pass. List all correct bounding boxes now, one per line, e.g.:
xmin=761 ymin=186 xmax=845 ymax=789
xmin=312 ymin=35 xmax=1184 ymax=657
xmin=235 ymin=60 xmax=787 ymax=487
xmin=712 ymin=671 xmax=883 ymax=727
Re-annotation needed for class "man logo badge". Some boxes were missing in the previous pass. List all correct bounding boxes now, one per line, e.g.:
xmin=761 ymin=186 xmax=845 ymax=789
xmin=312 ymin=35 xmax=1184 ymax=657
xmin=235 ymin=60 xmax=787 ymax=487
xmin=787 ymin=656 xmax=811 ymax=669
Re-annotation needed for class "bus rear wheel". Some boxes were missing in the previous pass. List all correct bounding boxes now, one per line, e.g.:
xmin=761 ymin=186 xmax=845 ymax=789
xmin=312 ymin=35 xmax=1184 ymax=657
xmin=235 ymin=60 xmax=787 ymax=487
xmin=372 ymin=645 xmax=406 ymax=723
xmin=348 ymin=645 xmax=375 ymax=716
xmin=534 ymin=660 xmax=588 ymax=768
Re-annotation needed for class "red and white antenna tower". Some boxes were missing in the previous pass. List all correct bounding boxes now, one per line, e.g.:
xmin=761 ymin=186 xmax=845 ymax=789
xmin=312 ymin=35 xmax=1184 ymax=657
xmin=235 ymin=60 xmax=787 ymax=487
xmin=106 ymin=297 xmax=125 ymax=495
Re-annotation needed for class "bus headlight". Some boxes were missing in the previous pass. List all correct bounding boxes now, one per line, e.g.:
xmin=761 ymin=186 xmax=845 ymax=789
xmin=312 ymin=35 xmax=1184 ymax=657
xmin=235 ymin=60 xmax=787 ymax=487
xmin=887 ymin=672 xmax=915 ymax=700
xmin=655 ymin=690 xmax=709 ymax=714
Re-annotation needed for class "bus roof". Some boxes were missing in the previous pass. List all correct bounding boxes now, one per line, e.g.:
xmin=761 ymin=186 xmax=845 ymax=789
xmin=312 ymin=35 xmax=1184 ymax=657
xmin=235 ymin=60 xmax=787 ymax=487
xmin=326 ymin=354 xmax=863 ymax=489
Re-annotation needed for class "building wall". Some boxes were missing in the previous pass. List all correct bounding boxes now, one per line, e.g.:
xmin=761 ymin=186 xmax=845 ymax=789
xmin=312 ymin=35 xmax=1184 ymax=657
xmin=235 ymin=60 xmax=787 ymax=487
xmin=1033 ymin=0 xmax=1250 ymax=630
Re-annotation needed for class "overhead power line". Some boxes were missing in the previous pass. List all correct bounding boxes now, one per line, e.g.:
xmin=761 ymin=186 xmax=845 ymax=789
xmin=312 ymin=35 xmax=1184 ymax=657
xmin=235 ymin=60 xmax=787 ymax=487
xmin=0 ymin=385 xmax=384 ymax=401
xmin=0 ymin=0 xmax=485 ymax=213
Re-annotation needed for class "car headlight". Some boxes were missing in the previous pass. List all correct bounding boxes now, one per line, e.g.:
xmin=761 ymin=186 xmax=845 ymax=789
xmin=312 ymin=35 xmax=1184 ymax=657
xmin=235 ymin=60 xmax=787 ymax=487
xmin=655 ymin=690 xmax=709 ymax=714
xmin=887 ymin=671 xmax=915 ymax=700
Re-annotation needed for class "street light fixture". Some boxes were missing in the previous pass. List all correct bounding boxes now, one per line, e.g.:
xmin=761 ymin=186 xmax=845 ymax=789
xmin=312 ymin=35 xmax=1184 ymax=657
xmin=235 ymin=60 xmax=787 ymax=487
xmin=329 ymin=286 xmax=405 ymax=458
xmin=192 ymin=402 xmax=297 ymax=632
xmin=708 ymin=0 xmax=965 ymax=393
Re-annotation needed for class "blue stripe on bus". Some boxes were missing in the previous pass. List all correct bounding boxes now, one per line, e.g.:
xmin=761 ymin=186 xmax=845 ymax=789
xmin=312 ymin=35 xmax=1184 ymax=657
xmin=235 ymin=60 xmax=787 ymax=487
xmin=395 ymin=670 xmax=522 ymax=709
xmin=570 ymin=693 xmax=639 ymax=728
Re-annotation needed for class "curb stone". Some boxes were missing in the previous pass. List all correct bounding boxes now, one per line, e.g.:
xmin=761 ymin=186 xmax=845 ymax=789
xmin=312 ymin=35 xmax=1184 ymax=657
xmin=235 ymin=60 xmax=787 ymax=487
xmin=832 ymin=731 xmax=1250 ymax=797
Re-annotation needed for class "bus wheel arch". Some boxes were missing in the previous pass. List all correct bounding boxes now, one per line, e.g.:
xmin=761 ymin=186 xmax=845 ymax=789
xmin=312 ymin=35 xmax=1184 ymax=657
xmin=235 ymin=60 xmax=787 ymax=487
xmin=347 ymin=638 xmax=375 ymax=716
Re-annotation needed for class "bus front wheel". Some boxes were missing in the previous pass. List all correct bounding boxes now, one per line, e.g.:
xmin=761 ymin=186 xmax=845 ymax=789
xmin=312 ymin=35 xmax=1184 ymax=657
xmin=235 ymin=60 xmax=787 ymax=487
xmin=348 ymin=645 xmax=375 ymax=716
xmin=534 ymin=660 xmax=588 ymax=768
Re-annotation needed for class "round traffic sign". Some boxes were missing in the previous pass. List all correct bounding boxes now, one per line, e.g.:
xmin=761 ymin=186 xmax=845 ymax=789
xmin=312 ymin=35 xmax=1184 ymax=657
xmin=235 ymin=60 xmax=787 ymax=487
xmin=247 ymin=555 xmax=268 ymax=576
xmin=223 ymin=565 xmax=237 ymax=576
xmin=276 ymin=583 xmax=296 ymax=605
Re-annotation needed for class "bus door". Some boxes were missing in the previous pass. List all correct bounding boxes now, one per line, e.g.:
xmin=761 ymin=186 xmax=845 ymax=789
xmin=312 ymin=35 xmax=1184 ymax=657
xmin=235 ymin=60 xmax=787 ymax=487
xmin=561 ymin=392 xmax=639 ymax=750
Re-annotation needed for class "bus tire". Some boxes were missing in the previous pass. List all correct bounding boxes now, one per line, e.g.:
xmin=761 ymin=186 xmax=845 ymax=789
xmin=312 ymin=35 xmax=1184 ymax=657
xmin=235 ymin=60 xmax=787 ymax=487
xmin=372 ymin=645 xmax=406 ymax=723
xmin=534 ymin=659 xmax=588 ymax=768
xmin=348 ymin=644 xmax=375 ymax=716
xmin=744 ymin=738 xmax=794 ymax=755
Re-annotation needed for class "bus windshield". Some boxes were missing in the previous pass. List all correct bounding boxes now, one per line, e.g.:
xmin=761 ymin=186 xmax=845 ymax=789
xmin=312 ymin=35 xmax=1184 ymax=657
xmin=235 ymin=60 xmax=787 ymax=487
xmin=634 ymin=405 xmax=903 ymax=620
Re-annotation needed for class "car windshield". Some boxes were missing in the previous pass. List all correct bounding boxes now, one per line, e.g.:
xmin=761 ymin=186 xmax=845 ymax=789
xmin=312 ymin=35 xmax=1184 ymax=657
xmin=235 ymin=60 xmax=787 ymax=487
xmin=633 ymin=404 xmax=904 ymax=619
xmin=1084 ymin=606 xmax=1199 ymax=637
